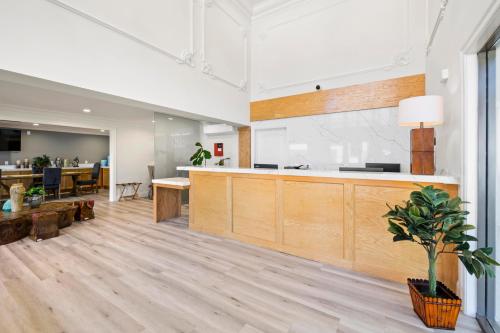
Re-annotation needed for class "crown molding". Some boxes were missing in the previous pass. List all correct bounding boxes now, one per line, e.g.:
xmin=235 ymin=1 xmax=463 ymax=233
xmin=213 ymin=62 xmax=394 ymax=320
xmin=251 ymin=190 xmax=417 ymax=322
xmin=44 ymin=0 xmax=196 ymax=67
xmin=232 ymin=0 xmax=253 ymax=17
xmin=201 ymin=0 xmax=249 ymax=91
xmin=252 ymin=0 xmax=303 ymax=19
xmin=426 ymin=0 xmax=449 ymax=55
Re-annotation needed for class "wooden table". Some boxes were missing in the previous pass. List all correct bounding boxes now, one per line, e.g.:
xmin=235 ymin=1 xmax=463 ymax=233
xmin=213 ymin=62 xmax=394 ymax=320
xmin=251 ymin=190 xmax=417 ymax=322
xmin=0 ymin=202 xmax=76 ymax=245
xmin=153 ymin=178 xmax=190 ymax=222
xmin=0 ymin=171 xmax=91 ymax=196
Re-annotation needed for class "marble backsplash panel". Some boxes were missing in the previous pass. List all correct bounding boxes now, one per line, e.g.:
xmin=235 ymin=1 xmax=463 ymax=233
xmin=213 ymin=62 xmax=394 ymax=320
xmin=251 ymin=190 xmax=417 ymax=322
xmin=251 ymin=107 xmax=411 ymax=172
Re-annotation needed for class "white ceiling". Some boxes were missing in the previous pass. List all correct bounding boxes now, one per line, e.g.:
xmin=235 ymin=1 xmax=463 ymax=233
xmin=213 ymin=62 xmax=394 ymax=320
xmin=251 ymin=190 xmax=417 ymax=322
xmin=0 ymin=70 xmax=237 ymax=125
xmin=0 ymin=120 xmax=109 ymax=136
xmin=0 ymin=80 xmax=152 ymax=122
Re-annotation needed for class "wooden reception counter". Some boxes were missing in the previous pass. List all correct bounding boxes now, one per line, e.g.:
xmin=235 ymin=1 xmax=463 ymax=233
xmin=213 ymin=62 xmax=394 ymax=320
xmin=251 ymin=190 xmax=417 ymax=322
xmin=177 ymin=166 xmax=460 ymax=290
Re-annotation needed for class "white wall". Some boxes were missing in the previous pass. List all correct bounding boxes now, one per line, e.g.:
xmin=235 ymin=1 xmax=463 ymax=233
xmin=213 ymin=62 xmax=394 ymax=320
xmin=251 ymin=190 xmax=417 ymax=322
xmin=200 ymin=123 xmax=239 ymax=168
xmin=250 ymin=0 xmax=427 ymax=101
xmin=426 ymin=0 xmax=499 ymax=178
xmin=0 ymin=104 xmax=154 ymax=199
xmin=0 ymin=0 xmax=250 ymax=125
xmin=426 ymin=0 xmax=500 ymax=316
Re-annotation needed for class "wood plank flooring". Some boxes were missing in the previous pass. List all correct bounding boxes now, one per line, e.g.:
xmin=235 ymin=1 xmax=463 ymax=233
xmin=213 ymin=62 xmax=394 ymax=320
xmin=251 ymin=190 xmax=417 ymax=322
xmin=0 ymin=194 xmax=481 ymax=333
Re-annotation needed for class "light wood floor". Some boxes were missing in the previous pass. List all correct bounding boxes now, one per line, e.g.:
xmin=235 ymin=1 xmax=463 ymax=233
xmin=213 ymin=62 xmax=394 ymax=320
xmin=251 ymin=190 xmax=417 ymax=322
xmin=0 ymin=194 xmax=481 ymax=333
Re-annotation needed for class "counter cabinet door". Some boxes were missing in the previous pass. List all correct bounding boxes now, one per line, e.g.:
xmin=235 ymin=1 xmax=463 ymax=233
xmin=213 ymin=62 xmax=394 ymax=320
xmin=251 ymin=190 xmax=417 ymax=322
xmin=281 ymin=180 xmax=344 ymax=263
xmin=190 ymin=173 xmax=228 ymax=236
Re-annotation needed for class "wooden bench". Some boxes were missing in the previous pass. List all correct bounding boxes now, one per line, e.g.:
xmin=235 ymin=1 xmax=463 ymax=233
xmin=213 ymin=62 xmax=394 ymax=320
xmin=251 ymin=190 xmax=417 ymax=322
xmin=152 ymin=178 xmax=190 ymax=223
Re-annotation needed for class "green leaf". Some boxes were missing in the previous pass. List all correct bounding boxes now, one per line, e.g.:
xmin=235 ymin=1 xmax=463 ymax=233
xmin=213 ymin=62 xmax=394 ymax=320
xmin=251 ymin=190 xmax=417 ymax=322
xmin=459 ymin=256 xmax=476 ymax=276
xmin=393 ymin=234 xmax=413 ymax=242
xmin=203 ymin=150 xmax=212 ymax=159
xmin=484 ymin=265 xmax=496 ymax=278
xmin=453 ymin=243 xmax=470 ymax=251
xmin=481 ymin=247 xmax=494 ymax=256
xmin=195 ymin=142 xmax=202 ymax=147
xmin=388 ymin=221 xmax=403 ymax=233
xmin=471 ymin=259 xmax=484 ymax=278
xmin=450 ymin=224 xmax=475 ymax=233
xmin=447 ymin=197 xmax=462 ymax=209
xmin=474 ymin=249 xmax=500 ymax=266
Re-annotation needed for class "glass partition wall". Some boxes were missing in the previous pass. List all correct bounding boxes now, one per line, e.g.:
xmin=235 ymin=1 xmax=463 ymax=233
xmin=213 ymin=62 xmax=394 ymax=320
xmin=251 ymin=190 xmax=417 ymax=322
xmin=153 ymin=112 xmax=201 ymax=202
xmin=478 ymin=27 xmax=500 ymax=333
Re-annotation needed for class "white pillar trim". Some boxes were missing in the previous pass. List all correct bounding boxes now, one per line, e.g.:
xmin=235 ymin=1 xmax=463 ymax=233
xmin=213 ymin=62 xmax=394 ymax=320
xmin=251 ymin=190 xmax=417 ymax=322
xmin=461 ymin=53 xmax=479 ymax=316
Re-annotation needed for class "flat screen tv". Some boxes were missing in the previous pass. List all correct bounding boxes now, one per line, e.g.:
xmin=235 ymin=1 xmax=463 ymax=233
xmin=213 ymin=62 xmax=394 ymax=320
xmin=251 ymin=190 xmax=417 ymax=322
xmin=0 ymin=129 xmax=21 ymax=151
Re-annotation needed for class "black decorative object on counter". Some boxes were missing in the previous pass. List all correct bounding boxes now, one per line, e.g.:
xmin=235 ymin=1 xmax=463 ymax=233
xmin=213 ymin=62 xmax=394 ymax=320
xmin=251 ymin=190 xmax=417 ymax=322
xmin=365 ymin=163 xmax=400 ymax=172
xmin=254 ymin=164 xmax=278 ymax=169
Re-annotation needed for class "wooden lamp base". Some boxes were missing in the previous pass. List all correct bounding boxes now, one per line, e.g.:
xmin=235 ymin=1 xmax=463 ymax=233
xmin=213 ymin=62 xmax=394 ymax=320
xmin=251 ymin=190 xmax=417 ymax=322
xmin=411 ymin=127 xmax=435 ymax=175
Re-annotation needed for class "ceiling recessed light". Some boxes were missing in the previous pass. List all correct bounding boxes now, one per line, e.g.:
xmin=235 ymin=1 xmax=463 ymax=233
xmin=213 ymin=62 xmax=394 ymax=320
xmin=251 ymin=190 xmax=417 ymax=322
xmin=33 ymin=123 xmax=39 ymax=126
xmin=167 ymin=117 xmax=173 ymax=121
xmin=152 ymin=120 xmax=156 ymax=123
xmin=100 ymin=129 xmax=105 ymax=132
xmin=82 ymin=108 xmax=92 ymax=113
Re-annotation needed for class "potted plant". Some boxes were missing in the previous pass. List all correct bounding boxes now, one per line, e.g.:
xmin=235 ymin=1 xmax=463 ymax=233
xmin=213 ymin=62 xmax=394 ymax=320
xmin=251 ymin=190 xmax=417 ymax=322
xmin=32 ymin=154 xmax=51 ymax=174
xmin=384 ymin=185 xmax=499 ymax=329
xmin=190 ymin=142 xmax=212 ymax=166
xmin=25 ymin=186 xmax=46 ymax=208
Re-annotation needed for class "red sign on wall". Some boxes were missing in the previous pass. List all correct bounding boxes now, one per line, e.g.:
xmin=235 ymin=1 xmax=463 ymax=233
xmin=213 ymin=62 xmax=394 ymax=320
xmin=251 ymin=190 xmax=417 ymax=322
xmin=214 ymin=143 xmax=223 ymax=157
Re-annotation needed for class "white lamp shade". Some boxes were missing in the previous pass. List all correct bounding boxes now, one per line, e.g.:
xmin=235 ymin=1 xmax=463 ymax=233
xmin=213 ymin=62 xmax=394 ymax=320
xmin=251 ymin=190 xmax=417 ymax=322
xmin=398 ymin=95 xmax=444 ymax=127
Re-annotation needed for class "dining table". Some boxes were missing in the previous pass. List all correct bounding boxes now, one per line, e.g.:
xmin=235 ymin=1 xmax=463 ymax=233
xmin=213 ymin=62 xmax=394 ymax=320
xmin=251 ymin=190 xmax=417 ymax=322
xmin=0 ymin=171 xmax=91 ymax=196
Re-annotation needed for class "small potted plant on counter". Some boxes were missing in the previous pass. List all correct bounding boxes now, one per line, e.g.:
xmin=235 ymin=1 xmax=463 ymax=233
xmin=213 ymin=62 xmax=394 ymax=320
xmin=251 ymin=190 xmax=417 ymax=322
xmin=190 ymin=142 xmax=212 ymax=167
xmin=384 ymin=185 xmax=499 ymax=329
xmin=25 ymin=186 xmax=46 ymax=208
xmin=32 ymin=154 xmax=51 ymax=174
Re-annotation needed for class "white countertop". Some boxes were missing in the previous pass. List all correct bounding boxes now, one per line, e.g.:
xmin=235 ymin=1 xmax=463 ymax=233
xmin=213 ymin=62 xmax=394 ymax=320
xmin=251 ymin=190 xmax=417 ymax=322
xmin=152 ymin=177 xmax=190 ymax=187
xmin=177 ymin=166 xmax=459 ymax=185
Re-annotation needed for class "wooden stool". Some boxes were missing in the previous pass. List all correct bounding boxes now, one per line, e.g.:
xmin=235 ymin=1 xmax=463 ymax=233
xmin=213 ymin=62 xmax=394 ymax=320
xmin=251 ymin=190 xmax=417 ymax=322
xmin=56 ymin=205 xmax=78 ymax=229
xmin=117 ymin=182 xmax=142 ymax=201
xmin=153 ymin=178 xmax=190 ymax=223
xmin=73 ymin=200 xmax=95 ymax=221
xmin=30 ymin=212 xmax=59 ymax=241
xmin=0 ymin=216 xmax=30 ymax=245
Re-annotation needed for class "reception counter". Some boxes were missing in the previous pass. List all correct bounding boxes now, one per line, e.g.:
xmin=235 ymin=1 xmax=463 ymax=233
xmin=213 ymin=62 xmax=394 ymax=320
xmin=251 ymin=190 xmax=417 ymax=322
xmin=177 ymin=166 xmax=460 ymax=290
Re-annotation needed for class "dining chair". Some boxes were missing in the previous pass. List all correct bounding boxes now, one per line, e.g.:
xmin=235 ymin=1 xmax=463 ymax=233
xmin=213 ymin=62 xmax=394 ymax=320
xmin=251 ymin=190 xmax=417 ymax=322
xmin=42 ymin=167 xmax=62 ymax=200
xmin=76 ymin=162 xmax=101 ymax=194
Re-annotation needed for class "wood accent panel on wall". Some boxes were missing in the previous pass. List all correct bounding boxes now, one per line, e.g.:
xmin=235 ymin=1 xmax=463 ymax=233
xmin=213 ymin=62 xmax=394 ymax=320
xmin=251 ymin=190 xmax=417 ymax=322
xmin=238 ymin=126 xmax=251 ymax=168
xmin=232 ymin=177 xmax=276 ymax=242
xmin=250 ymin=74 xmax=425 ymax=121
xmin=190 ymin=174 xmax=228 ymax=236
xmin=282 ymin=181 xmax=344 ymax=262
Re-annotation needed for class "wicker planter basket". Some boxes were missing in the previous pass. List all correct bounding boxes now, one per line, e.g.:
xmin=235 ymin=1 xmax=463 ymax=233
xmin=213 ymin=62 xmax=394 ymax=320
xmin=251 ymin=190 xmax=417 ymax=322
xmin=407 ymin=278 xmax=461 ymax=330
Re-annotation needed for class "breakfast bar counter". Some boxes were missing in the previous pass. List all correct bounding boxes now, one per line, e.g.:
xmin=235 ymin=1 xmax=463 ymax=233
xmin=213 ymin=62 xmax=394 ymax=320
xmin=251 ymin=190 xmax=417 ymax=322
xmin=175 ymin=166 xmax=460 ymax=290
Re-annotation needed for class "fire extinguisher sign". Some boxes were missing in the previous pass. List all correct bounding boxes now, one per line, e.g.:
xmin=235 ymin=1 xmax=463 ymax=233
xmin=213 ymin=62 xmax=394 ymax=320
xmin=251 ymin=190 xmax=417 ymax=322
xmin=214 ymin=143 xmax=223 ymax=157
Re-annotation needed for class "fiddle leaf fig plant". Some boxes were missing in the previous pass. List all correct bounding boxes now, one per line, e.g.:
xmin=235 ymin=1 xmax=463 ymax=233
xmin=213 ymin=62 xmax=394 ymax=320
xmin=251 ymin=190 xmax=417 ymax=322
xmin=384 ymin=184 xmax=499 ymax=297
xmin=190 ymin=142 xmax=212 ymax=167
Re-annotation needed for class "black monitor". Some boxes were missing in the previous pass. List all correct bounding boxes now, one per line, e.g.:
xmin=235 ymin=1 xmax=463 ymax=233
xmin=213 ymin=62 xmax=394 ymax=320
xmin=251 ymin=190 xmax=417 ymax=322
xmin=0 ymin=129 xmax=21 ymax=151
xmin=254 ymin=163 xmax=278 ymax=169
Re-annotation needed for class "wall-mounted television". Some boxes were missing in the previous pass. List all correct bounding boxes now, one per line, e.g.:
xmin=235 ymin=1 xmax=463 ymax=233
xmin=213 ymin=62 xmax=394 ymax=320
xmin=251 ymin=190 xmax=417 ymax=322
xmin=0 ymin=129 xmax=21 ymax=151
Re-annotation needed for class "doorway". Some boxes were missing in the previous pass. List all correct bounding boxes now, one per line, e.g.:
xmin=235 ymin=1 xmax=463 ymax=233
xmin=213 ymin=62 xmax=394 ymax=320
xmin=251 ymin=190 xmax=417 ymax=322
xmin=477 ymin=26 xmax=500 ymax=333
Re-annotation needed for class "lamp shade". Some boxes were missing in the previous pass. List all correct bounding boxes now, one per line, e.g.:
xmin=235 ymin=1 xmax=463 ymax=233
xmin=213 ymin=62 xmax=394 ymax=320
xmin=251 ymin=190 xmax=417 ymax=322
xmin=398 ymin=95 xmax=444 ymax=127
